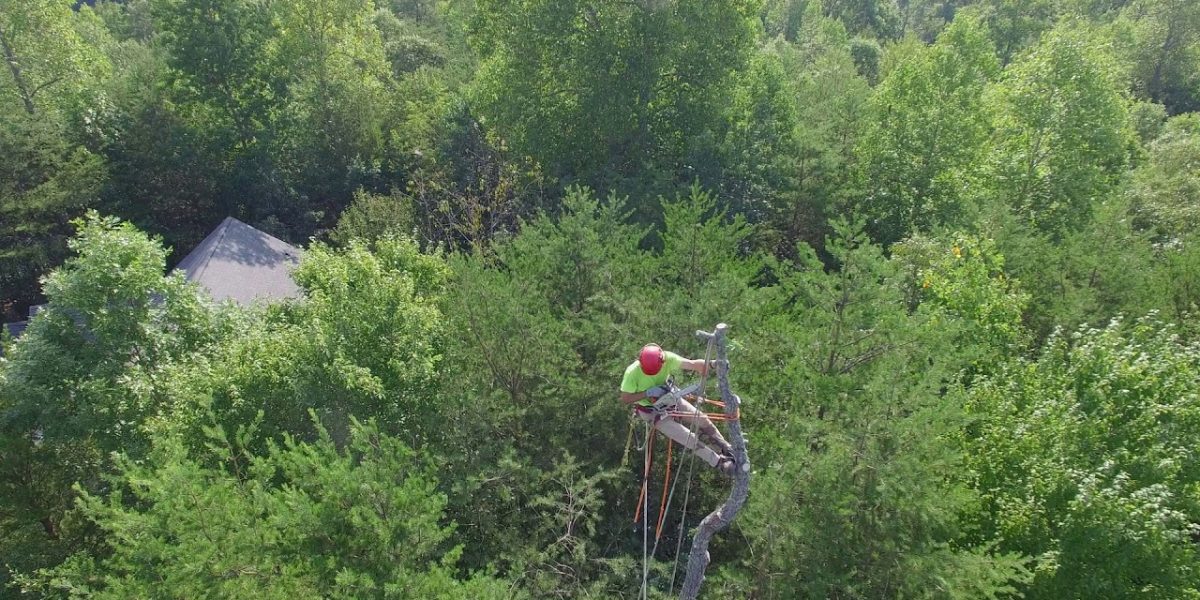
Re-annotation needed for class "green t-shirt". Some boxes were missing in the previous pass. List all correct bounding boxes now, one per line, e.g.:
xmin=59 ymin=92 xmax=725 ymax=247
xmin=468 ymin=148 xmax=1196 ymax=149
xmin=621 ymin=351 xmax=685 ymax=406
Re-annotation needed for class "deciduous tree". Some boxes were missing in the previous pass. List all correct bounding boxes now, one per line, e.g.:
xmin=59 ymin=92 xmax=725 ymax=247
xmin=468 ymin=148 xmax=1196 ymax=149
xmin=856 ymin=14 xmax=999 ymax=244
xmin=983 ymin=25 xmax=1133 ymax=236
xmin=962 ymin=315 xmax=1200 ymax=598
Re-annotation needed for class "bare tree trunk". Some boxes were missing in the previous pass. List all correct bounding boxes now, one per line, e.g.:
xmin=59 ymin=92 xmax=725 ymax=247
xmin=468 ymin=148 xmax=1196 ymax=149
xmin=680 ymin=323 xmax=750 ymax=600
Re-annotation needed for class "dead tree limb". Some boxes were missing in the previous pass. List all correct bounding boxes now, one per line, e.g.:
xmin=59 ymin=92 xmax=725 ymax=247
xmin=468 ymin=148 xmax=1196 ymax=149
xmin=680 ymin=323 xmax=750 ymax=600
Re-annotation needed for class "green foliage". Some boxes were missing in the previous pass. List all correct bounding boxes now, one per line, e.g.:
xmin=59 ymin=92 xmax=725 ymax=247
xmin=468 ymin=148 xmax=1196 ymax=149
xmin=90 ymin=0 xmax=155 ymax=43
xmin=0 ymin=213 xmax=223 ymax=589
xmin=717 ymin=48 xmax=804 ymax=223
xmin=432 ymin=188 xmax=642 ymax=576
xmin=24 ymin=417 xmax=509 ymax=598
xmin=975 ymin=0 xmax=1061 ymax=64
xmin=174 ymin=236 xmax=449 ymax=448
xmin=1128 ymin=99 xmax=1168 ymax=143
xmin=374 ymin=8 xmax=447 ymax=76
xmin=441 ymin=188 xmax=642 ymax=461
xmin=152 ymin=0 xmax=277 ymax=147
xmin=0 ymin=0 xmax=110 ymax=116
xmin=268 ymin=0 xmax=394 ymax=204
xmin=81 ymin=23 xmax=223 ymax=255
xmin=896 ymin=0 xmax=962 ymax=41
xmin=497 ymin=454 xmax=627 ymax=598
xmin=735 ymin=220 xmax=1031 ymax=598
xmin=760 ymin=0 xmax=806 ymax=41
xmin=1128 ymin=113 xmax=1200 ymax=234
xmin=895 ymin=232 xmax=1030 ymax=360
xmin=330 ymin=188 xmax=418 ymax=247
xmin=402 ymin=97 xmax=548 ymax=250
xmin=983 ymin=24 xmax=1134 ymax=236
xmin=149 ymin=0 xmax=294 ymax=235
xmin=992 ymin=189 xmax=1200 ymax=339
xmin=645 ymin=184 xmax=774 ymax=360
xmin=1113 ymin=0 xmax=1200 ymax=114
xmin=754 ymin=12 xmax=871 ymax=254
xmin=0 ymin=114 xmax=106 ymax=314
xmin=4 ymin=215 xmax=220 ymax=437
xmin=962 ymin=315 xmax=1200 ymax=598
xmin=1151 ymin=234 xmax=1200 ymax=323
xmin=468 ymin=0 xmax=760 ymax=203
xmin=856 ymin=14 xmax=999 ymax=244
xmin=823 ymin=0 xmax=903 ymax=39
xmin=848 ymin=35 xmax=882 ymax=83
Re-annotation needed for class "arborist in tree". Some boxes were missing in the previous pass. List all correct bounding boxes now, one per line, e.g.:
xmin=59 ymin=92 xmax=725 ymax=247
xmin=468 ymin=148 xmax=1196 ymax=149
xmin=621 ymin=343 xmax=736 ymax=476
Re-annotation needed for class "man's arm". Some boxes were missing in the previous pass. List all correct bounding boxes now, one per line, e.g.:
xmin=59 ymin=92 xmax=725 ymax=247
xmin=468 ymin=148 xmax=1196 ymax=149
xmin=620 ymin=386 xmax=670 ymax=405
xmin=620 ymin=392 xmax=644 ymax=405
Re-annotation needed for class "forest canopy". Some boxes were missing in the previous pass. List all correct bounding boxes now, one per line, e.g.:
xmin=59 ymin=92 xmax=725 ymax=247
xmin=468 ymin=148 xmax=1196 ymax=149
xmin=3 ymin=0 xmax=1200 ymax=598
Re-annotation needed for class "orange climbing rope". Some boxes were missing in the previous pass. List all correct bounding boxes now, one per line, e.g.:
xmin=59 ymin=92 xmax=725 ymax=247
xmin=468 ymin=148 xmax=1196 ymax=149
xmin=655 ymin=440 xmax=674 ymax=541
xmin=633 ymin=425 xmax=656 ymax=524
xmin=666 ymin=396 xmax=740 ymax=421
xmin=634 ymin=399 xmax=735 ymax=527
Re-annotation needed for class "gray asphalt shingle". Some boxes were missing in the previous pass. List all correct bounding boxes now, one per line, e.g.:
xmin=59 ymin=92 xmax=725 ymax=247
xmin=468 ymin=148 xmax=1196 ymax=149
xmin=173 ymin=217 xmax=302 ymax=305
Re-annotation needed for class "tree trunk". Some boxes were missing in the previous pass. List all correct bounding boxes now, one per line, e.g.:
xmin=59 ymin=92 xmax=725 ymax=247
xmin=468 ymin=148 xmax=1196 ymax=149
xmin=0 ymin=22 xmax=36 ymax=115
xmin=39 ymin=516 xmax=59 ymax=540
xmin=680 ymin=323 xmax=751 ymax=600
xmin=1148 ymin=17 xmax=1179 ymax=103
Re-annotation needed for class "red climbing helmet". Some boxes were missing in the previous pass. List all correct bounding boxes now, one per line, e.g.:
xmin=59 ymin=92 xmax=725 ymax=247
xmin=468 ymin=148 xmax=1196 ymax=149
xmin=639 ymin=344 xmax=665 ymax=375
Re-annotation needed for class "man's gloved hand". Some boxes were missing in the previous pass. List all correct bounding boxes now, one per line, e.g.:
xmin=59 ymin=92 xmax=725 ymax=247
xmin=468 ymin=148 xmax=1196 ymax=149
xmin=645 ymin=385 xmax=671 ymax=399
xmin=652 ymin=393 xmax=678 ymax=412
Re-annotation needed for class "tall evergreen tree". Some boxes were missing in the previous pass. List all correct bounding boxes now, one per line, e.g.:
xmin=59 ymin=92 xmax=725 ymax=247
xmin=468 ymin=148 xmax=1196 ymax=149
xmin=23 ymin=418 xmax=510 ymax=598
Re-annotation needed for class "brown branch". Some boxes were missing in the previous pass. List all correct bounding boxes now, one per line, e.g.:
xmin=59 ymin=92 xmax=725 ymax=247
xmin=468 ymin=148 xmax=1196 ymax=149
xmin=0 ymin=22 xmax=35 ymax=115
xmin=837 ymin=344 xmax=895 ymax=374
xmin=28 ymin=75 xmax=63 ymax=101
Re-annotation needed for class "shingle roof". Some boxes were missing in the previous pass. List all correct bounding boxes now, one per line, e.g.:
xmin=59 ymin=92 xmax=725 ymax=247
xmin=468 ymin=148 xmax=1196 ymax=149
xmin=173 ymin=217 xmax=302 ymax=305
xmin=2 ymin=218 xmax=303 ymax=346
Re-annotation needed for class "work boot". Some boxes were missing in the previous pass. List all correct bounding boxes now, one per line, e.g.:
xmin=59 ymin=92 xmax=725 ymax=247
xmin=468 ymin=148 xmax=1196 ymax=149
xmin=716 ymin=457 xmax=737 ymax=478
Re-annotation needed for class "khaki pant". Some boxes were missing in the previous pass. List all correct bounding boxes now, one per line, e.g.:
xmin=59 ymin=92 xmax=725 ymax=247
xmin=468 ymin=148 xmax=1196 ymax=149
xmin=637 ymin=399 xmax=731 ymax=468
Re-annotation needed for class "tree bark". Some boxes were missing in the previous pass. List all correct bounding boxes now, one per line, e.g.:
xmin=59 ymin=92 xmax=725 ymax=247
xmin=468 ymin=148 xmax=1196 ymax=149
xmin=39 ymin=516 xmax=59 ymax=540
xmin=680 ymin=323 xmax=750 ymax=600
xmin=0 ymin=22 xmax=36 ymax=115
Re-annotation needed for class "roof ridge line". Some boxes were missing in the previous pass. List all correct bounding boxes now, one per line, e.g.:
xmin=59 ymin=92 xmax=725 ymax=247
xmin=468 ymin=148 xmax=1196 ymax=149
xmin=189 ymin=217 xmax=233 ymax=285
